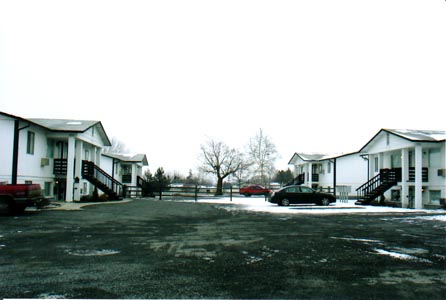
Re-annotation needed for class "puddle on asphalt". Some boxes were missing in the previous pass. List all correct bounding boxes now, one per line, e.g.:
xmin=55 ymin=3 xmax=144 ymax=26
xmin=64 ymin=249 xmax=120 ymax=256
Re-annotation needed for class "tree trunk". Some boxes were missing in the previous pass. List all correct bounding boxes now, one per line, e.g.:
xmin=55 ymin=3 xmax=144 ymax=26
xmin=215 ymin=177 xmax=224 ymax=196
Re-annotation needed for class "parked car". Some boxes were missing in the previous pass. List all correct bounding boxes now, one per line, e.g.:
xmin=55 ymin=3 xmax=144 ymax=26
xmin=268 ymin=185 xmax=335 ymax=206
xmin=239 ymin=185 xmax=271 ymax=197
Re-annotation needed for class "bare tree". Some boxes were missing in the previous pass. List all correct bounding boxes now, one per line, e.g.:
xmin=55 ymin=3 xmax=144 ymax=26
xmin=103 ymin=137 xmax=128 ymax=154
xmin=199 ymin=138 xmax=246 ymax=195
xmin=247 ymin=129 xmax=278 ymax=186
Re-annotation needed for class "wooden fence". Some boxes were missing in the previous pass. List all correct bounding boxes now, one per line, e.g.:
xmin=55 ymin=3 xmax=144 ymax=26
xmin=151 ymin=186 xmax=242 ymax=201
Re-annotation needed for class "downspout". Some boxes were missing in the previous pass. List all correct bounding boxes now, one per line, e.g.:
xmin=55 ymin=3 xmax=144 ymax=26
xmin=331 ymin=158 xmax=337 ymax=198
xmin=360 ymin=154 xmax=370 ymax=181
xmin=11 ymin=120 xmax=31 ymax=185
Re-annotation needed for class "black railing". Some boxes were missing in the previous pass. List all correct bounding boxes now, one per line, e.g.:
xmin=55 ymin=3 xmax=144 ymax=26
xmin=53 ymin=158 xmax=67 ymax=175
xmin=286 ymin=173 xmax=305 ymax=186
xmin=122 ymin=174 xmax=132 ymax=184
xmin=356 ymin=168 xmax=401 ymax=204
xmin=137 ymin=176 xmax=146 ymax=188
xmin=408 ymin=167 xmax=429 ymax=182
xmin=82 ymin=160 xmax=123 ymax=198
xmin=296 ymin=173 xmax=305 ymax=185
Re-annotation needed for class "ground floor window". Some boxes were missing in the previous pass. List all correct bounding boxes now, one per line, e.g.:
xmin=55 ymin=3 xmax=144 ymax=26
xmin=391 ymin=189 xmax=401 ymax=202
xmin=82 ymin=182 xmax=89 ymax=195
xmin=429 ymin=190 xmax=441 ymax=205
xmin=44 ymin=182 xmax=52 ymax=197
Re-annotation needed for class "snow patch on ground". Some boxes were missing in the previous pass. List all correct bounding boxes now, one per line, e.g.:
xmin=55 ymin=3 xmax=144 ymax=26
xmin=373 ymin=248 xmax=432 ymax=264
xmin=38 ymin=292 xmax=67 ymax=299
xmin=64 ymin=249 xmax=120 ymax=256
xmin=330 ymin=237 xmax=383 ymax=243
xmin=403 ymin=215 xmax=446 ymax=222
xmin=178 ymin=197 xmax=446 ymax=215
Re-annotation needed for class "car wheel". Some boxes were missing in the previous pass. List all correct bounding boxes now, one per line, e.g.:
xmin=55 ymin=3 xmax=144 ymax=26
xmin=321 ymin=198 xmax=330 ymax=206
xmin=280 ymin=199 xmax=290 ymax=206
xmin=244 ymin=194 xmax=251 ymax=197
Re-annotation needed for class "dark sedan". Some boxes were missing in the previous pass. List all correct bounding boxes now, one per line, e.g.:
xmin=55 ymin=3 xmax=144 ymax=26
xmin=268 ymin=185 xmax=336 ymax=206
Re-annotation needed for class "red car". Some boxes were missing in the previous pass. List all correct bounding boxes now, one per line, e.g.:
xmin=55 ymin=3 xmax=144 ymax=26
xmin=239 ymin=185 xmax=271 ymax=197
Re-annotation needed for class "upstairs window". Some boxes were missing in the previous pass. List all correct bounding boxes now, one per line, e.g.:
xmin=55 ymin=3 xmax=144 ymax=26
xmin=428 ymin=148 xmax=441 ymax=168
xmin=374 ymin=157 xmax=379 ymax=172
xmin=27 ymin=131 xmax=35 ymax=154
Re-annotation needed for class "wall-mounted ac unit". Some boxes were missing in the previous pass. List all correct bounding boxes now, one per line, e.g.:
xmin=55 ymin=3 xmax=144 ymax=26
xmin=437 ymin=169 xmax=446 ymax=177
xmin=41 ymin=157 xmax=50 ymax=166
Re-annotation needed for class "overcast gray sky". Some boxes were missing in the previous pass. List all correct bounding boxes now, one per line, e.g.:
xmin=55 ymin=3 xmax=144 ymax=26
xmin=1 ymin=0 xmax=445 ymax=175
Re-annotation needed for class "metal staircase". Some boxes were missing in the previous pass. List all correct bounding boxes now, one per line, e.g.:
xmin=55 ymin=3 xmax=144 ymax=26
xmin=355 ymin=169 xmax=401 ymax=205
xmin=82 ymin=160 xmax=123 ymax=200
xmin=286 ymin=173 xmax=305 ymax=186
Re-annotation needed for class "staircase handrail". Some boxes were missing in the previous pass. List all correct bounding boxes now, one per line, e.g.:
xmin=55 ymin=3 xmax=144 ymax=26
xmin=356 ymin=172 xmax=381 ymax=192
xmin=137 ymin=175 xmax=147 ymax=188
xmin=356 ymin=168 xmax=401 ymax=204
xmin=82 ymin=160 xmax=123 ymax=196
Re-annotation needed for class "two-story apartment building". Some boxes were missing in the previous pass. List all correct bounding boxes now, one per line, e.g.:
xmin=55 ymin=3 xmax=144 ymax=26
xmin=357 ymin=129 xmax=446 ymax=209
xmin=288 ymin=152 xmax=368 ymax=199
xmin=0 ymin=111 xmax=147 ymax=202
xmin=289 ymin=129 xmax=446 ymax=209
xmin=102 ymin=153 xmax=149 ymax=197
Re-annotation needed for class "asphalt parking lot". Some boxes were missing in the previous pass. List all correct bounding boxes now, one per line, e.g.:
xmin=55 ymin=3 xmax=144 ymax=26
xmin=0 ymin=198 xmax=445 ymax=299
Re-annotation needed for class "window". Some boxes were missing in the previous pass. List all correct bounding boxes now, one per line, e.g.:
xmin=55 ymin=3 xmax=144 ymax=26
xmin=286 ymin=187 xmax=297 ymax=193
xmin=300 ymin=186 xmax=313 ymax=193
xmin=429 ymin=190 xmax=441 ymax=205
xmin=391 ymin=189 xmax=401 ymax=202
xmin=27 ymin=131 xmax=35 ymax=154
xmin=121 ymin=164 xmax=132 ymax=183
xmin=391 ymin=153 xmax=401 ymax=168
xmin=327 ymin=161 xmax=331 ymax=174
xmin=428 ymin=148 xmax=441 ymax=168
xmin=44 ymin=182 xmax=52 ymax=197
xmin=374 ymin=157 xmax=379 ymax=172
xmin=408 ymin=151 xmax=414 ymax=168
xmin=46 ymin=139 xmax=54 ymax=158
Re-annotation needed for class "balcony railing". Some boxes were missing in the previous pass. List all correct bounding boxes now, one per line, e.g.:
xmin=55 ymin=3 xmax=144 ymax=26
xmin=408 ymin=167 xmax=429 ymax=182
xmin=122 ymin=174 xmax=132 ymax=184
xmin=53 ymin=158 xmax=67 ymax=175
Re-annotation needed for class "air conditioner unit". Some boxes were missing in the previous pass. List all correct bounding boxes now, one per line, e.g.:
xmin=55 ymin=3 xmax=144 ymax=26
xmin=41 ymin=157 xmax=50 ymax=166
xmin=438 ymin=169 xmax=446 ymax=177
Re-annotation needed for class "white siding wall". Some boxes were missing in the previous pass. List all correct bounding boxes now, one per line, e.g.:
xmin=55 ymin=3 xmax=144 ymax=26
xmin=318 ymin=161 xmax=333 ymax=188
xmin=335 ymin=154 xmax=368 ymax=192
xmin=16 ymin=125 xmax=54 ymax=187
xmin=101 ymin=155 xmax=114 ymax=176
xmin=0 ymin=116 xmax=15 ymax=183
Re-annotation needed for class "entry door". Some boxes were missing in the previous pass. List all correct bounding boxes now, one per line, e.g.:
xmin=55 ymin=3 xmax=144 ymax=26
xmin=408 ymin=187 xmax=415 ymax=209
xmin=55 ymin=179 xmax=66 ymax=201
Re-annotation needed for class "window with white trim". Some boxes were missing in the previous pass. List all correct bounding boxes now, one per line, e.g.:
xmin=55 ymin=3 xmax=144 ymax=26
xmin=429 ymin=190 xmax=441 ymax=205
xmin=27 ymin=131 xmax=35 ymax=154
